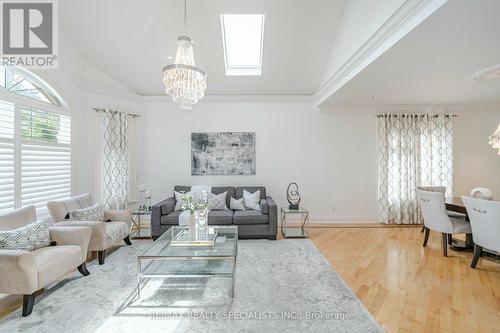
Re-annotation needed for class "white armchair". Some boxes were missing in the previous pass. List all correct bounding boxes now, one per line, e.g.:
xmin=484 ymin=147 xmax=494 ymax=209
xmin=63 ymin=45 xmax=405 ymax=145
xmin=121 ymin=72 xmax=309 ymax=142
xmin=0 ymin=206 xmax=92 ymax=316
xmin=462 ymin=196 xmax=500 ymax=268
xmin=416 ymin=189 xmax=472 ymax=256
xmin=47 ymin=194 xmax=133 ymax=265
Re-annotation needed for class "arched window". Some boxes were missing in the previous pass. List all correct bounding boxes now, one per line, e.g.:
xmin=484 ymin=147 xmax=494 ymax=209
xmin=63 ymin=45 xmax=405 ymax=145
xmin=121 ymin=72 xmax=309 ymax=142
xmin=0 ymin=66 xmax=71 ymax=215
xmin=0 ymin=66 xmax=62 ymax=106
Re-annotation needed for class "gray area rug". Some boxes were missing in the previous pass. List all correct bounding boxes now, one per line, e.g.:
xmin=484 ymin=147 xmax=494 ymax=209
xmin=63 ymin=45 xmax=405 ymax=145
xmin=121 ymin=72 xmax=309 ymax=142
xmin=0 ymin=239 xmax=382 ymax=333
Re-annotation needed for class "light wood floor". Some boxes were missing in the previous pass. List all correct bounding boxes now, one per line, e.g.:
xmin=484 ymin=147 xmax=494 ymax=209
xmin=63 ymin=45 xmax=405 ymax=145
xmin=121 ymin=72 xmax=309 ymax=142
xmin=308 ymin=226 xmax=500 ymax=333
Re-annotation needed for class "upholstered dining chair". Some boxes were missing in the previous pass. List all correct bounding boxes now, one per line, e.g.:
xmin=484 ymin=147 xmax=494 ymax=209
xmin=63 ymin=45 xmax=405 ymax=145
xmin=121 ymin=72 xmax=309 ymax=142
xmin=462 ymin=196 xmax=500 ymax=268
xmin=47 ymin=194 xmax=133 ymax=265
xmin=417 ymin=186 xmax=466 ymax=233
xmin=416 ymin=189 xmax=472 ymax=256
xmin=0 ymin=206 xmax=92 ymax=316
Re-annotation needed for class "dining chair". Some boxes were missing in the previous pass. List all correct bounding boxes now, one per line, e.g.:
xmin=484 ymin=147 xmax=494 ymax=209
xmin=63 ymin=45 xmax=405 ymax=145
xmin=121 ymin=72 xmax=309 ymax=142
xmin=462 ymin=196 xmax=500 ymax=268
xmin=417 ymin=186 xmax=466 ymax=233
xmin=416 ymin=189 xmax=472 ymax=256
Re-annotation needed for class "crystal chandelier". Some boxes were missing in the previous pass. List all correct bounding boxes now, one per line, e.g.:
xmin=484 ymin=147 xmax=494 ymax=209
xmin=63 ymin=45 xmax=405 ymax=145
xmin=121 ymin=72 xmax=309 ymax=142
xmin=489 ymin=122 xmax=500 ymax=155
xmin=162 ymin=0 xmax=206 ymax=111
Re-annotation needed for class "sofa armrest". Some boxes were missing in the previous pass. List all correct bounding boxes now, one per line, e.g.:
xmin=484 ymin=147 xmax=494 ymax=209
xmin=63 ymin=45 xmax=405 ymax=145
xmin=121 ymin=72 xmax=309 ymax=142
xmin=0 ymin=250 xmax=38 ymax=294
xmin=49 ymin=226 xmax=92 ymax=262
xmin=260 ymin=198 xmax=269 ymax=214
xmin=105 ymin=210 xmax=133 ymax=230
xmin=55 ymin=220 xmax=107 ymax=251
xmin=266 ymin=197 xmax=277 ymax=237
xmin=151 ymin=197 xmax=175 ymax=237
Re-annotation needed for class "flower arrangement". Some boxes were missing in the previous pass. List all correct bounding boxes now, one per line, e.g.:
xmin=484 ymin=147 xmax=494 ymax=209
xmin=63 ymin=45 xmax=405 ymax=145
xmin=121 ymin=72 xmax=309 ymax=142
xmin=180 ymin=193 xmax=208 ymax=214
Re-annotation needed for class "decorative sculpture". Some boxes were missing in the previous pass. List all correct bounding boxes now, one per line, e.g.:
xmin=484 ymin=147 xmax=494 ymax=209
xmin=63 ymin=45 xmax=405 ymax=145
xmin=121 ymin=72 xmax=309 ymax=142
xmin=287 ymin=182 xmax=301 ymax=210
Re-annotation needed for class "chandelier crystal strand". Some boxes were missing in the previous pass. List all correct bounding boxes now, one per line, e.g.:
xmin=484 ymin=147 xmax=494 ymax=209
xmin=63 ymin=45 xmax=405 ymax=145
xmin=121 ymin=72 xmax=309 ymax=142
xmin=162 ymin=0 xmax=207 ymax=110
xmin=489 ymin=122 xmax=500 ymax=155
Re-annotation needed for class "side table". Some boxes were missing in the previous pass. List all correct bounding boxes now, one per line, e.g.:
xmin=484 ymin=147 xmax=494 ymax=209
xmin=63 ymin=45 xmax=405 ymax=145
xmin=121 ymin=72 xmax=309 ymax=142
xmin=281 ymin=207 xmax=309 ymax=238
xmin=131 ymin=209 xmax=152 ymax=239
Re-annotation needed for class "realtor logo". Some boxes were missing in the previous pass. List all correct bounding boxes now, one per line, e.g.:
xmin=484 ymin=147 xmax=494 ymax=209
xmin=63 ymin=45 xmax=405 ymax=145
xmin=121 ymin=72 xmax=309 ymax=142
xmin=1 ymin=0 xmax=58 ymax=68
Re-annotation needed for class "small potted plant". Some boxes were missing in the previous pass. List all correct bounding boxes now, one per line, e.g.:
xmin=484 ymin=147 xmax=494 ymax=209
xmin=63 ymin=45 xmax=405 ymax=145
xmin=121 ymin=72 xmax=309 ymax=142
xmin=181 ymin=192 xmax=209 ymax=229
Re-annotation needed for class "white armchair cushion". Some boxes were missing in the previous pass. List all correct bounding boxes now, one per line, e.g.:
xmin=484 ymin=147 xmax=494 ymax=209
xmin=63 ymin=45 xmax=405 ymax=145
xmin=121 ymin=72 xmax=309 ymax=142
xmin=69 ymin=204 xmax=105 ymax=222
xmin=0 ymin=219 xmax=51 ymax=251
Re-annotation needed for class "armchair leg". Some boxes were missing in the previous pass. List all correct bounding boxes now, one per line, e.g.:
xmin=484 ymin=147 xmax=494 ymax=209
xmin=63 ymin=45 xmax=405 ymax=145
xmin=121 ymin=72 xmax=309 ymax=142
xmin=442 ymin=233 xmax=448 ymax=257
xmin=421 ymin=225 xmax=425 ymax=233
xmin=98 ymin=250 xmax=106 ymax=265
xmin=423 ymin=227 xmax=430 ymax=247
xmin=447 ymin=234 xmax=453 ymax=245
xmin=22 ymin=293 xmax=36 ymax=317
xmin=77 ymin=262 xmax=90 ymax=276
xmin=471 ymin=245 xmax=483 ymax=268
xmin=124 ymin=235 xmax=132 ymax=246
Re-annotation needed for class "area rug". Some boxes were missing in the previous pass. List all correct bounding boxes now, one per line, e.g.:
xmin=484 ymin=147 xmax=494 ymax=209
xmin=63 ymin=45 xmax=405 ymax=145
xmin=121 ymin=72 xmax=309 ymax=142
xmin=0 ymin=239 xmax=383 ymax=333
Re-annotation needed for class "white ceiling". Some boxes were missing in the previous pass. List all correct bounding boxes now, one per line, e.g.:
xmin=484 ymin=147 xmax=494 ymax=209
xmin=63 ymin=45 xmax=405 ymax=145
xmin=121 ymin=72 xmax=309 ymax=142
xmin=61 ymin=0 xmax=344 ymax=96
xmin=321 ymin=0 xmax=500 ymax=107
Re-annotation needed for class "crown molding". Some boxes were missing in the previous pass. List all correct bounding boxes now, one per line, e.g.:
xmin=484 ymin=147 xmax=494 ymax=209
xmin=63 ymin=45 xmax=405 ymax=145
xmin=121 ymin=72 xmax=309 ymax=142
xmin=313 ymin=0 xmax=448 ymax=108
xmin=320 ymin=103 xmax=500 ymax=114
xmin=74 ymin=77 xmax=315 ymax=104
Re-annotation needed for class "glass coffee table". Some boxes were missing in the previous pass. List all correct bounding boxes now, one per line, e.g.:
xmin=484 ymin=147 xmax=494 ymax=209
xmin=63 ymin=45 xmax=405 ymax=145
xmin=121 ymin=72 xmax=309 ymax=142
xmin=137 ymin=225 xmax=238 ymax=299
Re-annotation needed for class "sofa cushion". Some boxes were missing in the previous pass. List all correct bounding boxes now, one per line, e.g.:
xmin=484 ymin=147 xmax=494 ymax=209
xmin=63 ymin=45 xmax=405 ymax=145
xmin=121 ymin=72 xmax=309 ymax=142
xmin=212 ymin=187 xmax=236 ymax=207
xmin=233 ymin=210 xmax=269 ymax=225
xmin=47 ymin=193 xmax=93 ymax=222
xmin=0 ymin=205 xmax=37 ymax=231
xmin=208 ymin=210 xmax=234 ymax=225
xmin=0 ymin=219 xmax=51 ymax=251
xmin=236 ymin=186 xmax=266 ymax=200
xmin=69 ymin=204 xmax=105 ymax=222
xmin=160 ymin=210 xmax=183 ymax=225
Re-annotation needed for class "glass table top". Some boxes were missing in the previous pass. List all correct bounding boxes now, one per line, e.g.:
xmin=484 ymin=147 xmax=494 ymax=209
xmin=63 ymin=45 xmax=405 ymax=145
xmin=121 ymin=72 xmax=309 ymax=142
xmin=281 ymin=207 xmax=309 ymax=214
xmin=139 ymin=226 xmax=238 ymax=259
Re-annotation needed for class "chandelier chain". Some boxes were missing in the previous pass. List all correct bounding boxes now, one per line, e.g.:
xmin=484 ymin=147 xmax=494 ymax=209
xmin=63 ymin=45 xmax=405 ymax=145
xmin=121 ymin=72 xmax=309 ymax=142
xmin=183 ymin=0 xmax=188 ymax=35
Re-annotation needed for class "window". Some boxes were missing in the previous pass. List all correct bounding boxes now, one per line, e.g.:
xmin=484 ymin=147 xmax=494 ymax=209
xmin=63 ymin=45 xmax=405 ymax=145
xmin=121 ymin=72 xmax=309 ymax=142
xmin=220 ymin=14 xmax=265 ymax=76
xmin=0 ymin=66 xmax=69 ymax=215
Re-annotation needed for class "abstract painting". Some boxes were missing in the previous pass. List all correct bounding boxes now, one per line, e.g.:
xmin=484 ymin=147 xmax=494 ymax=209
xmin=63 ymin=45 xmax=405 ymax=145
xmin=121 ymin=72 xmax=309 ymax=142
xmin=191 ymin=132 xmax=255 ymax=175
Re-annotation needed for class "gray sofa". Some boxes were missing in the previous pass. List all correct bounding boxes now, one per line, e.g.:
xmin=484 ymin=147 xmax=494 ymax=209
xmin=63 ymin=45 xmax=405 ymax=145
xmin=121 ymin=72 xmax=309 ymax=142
xmin=152 ymin=186 xmax=277 ymax=240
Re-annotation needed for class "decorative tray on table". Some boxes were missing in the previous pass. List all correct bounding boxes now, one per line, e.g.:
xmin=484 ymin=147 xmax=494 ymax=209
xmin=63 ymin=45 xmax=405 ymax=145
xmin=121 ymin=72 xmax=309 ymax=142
xmin=170 ymin=227 xmax=218 ymax=247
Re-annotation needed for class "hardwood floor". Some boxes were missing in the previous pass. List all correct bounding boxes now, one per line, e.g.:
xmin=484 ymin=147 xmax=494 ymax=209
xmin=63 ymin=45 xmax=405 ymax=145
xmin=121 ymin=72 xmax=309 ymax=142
xmin=309 ymin=226 xmax=500 ymax=333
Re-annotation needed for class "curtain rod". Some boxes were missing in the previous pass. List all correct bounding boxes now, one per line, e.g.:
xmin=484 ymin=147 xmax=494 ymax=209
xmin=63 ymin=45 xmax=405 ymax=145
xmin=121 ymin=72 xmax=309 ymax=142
xmin=93 ymin=108 xmax=140 ymax=118
xmin=376 ymin=113 xmax=457 ymax=118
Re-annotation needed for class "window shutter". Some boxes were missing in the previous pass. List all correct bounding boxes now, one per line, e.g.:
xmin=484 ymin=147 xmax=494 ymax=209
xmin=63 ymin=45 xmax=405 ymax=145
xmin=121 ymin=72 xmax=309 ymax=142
xmin=0 ymin=101 xmax=15 ymax=213
xmin=21 ymin=108 xmax=71 ymax=212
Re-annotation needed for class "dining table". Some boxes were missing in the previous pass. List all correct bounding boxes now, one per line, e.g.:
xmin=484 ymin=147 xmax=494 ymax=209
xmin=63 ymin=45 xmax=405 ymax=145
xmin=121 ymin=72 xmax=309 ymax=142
xmin=445 ymin=197 xmax=474 ymax=250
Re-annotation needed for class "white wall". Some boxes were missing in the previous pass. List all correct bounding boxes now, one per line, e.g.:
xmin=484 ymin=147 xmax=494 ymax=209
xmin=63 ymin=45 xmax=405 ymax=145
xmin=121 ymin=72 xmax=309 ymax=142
xmin=138 ymin=102 xmax=379 ymax=222
xmin=454 ymin=107 xmax=500 ymax=199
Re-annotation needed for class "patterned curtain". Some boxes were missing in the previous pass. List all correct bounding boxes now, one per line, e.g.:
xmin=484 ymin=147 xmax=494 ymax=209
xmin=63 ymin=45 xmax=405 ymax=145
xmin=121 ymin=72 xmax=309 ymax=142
xmin=102 ymin=110 xmax=129 ymax=210
xmin=378 ymin=114 xmax=454 ymax=224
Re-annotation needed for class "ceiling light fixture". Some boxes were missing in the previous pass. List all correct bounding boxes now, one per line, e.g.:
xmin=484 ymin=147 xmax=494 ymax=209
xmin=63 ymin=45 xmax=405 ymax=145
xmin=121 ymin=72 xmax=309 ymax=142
xmin=162 ymin=0 xmax=206 ymax=111
xmin=489 ymin=123 xmax=500 ymax=155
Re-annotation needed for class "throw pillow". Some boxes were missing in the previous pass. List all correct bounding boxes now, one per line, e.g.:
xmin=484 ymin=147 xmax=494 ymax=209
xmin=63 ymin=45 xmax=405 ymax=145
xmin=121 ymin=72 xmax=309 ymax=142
xmin=230 ymin=197 xmax=245 ymax=211
xmin=207 ymin=191 xmax=228 ymax=210
xmin=243 ymin=190 xmax=261 ymax=210
xmin=0 ymin=219 xmax=51 ymax=251
xmin=69 ymin=204 xmax=105 ymax=222
xmin=174 ymin=191 xmax=192 ymax=211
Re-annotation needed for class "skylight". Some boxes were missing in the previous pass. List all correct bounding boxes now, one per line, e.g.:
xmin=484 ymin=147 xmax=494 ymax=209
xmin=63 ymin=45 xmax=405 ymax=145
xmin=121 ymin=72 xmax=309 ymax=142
xmin=220 ymin=14 xmax=265 ymax=76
